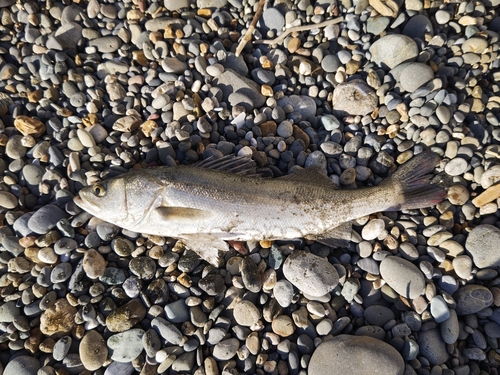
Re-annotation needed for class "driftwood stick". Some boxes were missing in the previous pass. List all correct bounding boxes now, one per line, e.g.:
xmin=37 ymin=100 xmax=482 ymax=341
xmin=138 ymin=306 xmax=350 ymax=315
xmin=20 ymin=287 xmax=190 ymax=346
xmin=253 ymin=16 xmax=344 ymax=45
xmin=235 ymin=0 xmax=267 ymax=56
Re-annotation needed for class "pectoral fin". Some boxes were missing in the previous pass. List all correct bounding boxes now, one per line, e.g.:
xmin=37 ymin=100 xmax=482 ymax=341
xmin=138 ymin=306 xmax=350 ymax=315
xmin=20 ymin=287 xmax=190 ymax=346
xmin=178 ymin=234 xmax=229 ymax=267
xmin=156 ymin=206 xmax=212 ymax=221
xmin=306 ymin=221 xmax=353 ymax=248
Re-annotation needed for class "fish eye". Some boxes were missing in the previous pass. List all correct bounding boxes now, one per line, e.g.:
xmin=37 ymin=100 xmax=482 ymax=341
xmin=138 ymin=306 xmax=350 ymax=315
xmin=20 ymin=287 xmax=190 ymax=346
xmin=92 ymin=184 xmax=106 ymax=197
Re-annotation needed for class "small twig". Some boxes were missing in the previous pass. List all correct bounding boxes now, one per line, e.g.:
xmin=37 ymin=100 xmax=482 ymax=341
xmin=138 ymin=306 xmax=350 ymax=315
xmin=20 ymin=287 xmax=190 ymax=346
xmin=253 ymin=16 xmax=344 ymax=45
xmin=235 ymin=0 xmax=267 ymax=56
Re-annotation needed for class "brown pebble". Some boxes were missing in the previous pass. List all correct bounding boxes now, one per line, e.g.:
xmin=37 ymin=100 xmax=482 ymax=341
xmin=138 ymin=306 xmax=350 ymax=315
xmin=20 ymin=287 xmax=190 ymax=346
xmin=40 ymin=299 xmax=78 ymax=338
xmin=287 ymin=37 xmax=301 ymax=53
xmin=260 ymin=121 xmax=277 ymax=136
xmin=14 ymin=115 xmax=46 ymax=137
xmin=292 ymin=125 xmax=310 ymax=149
xmin=472 ymin=184 xmax=500 ymax=208
xmin=80 ymin=330 xmax=108 ymax=371
xmin=272 ymin=315 xmax=295 ymax=337
xmin=83 ymin=249 xmax=106 ymax=279
xmin=39 ymin=337 xmax=56 ymax=353
xmin=106 ymin=298 xmax=147 ymax=332
xmin=448 ymin=185 xmax=470 ymax=205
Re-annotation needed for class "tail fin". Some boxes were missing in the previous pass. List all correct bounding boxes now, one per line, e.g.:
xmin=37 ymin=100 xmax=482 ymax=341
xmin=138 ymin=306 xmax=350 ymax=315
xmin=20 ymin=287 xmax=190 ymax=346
xmin=382 ymin=151 xmax=447 ymax=210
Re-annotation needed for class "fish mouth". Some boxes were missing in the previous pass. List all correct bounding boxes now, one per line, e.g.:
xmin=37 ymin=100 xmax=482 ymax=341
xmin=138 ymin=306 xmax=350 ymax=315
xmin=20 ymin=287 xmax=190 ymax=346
xmin=74 ymin=195 xmax=100 ymax=213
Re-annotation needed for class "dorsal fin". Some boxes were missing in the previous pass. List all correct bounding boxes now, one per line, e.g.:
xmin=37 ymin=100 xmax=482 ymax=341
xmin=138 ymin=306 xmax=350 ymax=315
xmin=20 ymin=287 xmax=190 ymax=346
xmin=279 ymin=167 xmax=337 ymax=188
xmin=195 ymin=155 xmax=257 ymax=175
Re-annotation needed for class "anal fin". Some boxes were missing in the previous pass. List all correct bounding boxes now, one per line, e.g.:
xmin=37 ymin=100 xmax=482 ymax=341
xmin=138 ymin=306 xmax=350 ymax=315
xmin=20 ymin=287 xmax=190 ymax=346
xmin=306 ymin=221 xmax=353 ymax=248
xmin=178 ymin=234 xmax=229 ymax=267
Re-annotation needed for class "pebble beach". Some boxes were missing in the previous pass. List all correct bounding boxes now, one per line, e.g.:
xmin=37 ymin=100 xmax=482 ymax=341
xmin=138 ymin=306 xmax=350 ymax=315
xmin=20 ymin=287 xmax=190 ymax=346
xmin=1 ymin=0 xmax=500 ymax=374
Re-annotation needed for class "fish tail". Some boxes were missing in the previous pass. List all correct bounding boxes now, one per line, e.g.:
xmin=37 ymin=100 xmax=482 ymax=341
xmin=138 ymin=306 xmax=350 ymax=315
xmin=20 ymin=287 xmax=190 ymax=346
xmin=383 ymin=151 xmax=447 ymax=210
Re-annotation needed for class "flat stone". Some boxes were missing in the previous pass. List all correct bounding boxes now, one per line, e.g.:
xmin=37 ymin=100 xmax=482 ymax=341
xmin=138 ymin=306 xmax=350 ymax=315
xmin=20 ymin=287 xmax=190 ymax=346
xmin=28 ymin=205 xmax=67 ymax=234
xmin=362 ymin=219 xmax=385 ymax=240
xmin=462 ymin=37 xmax=489 ymax=53
xmin=151 ymin=317 xmax=183 ymax=345
xmin=3 ymin=356 xmax=40 ymax=375
xmin=80 ymin=330 xmax=107 ymax=371
xmin=40 ymin=299 xmax=78 ymax=338
xmin=14 ymin=116 xmax=45 ymax=137
xmin=106 ymin=299 xmax=147 ymax=332
xmin=379 ymin=256 xmax=425 ymax=299
xmin=332 ymin=80 xmax=378 ymax=116
xmin=369 ymin=34 xmax=418 ymax=69
xmin=0 ymin=301 xmax=20 ymax=322
xmin=213 ymin=338 xmax=239 ymax=360
xmin=283 ymin=250 xmax=339 ymax=297
xmin=465 ymin=225 xmax=500 ymax=268
xmin=453 ymin=284 xmax=493 ymax=315
xmin=309 ymin=335 xmax=404 ymax=375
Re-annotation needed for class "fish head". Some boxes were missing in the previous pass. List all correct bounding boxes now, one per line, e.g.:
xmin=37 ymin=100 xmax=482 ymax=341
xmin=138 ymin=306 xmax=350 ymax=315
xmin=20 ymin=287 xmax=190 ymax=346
xmin=74 ymin=171 xmax=164 ymax=229
xmin=74 ymin=177 xmax=130 ymax=224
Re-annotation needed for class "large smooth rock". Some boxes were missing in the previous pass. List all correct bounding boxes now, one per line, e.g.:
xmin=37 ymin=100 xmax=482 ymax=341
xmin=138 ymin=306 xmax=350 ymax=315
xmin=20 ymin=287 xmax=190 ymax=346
xmin=465 ymin=224 xmax=500 ymax=268
xmin=332 ymin=80 xmax=378 ymax=116
xmin=379 ymin=256 xmax=425 ymax=299
xmin=369 ymin=34 xmax=418 ymax=69
xmin=309 ymin=335 xmax=404 ymax=375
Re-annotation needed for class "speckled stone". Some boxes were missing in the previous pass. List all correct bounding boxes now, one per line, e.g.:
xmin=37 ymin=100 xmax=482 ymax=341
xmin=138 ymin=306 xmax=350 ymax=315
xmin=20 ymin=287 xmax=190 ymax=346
xmin=283 ymin=250 xmax=339 ymax=297
xmin=80 ymin=330 xmax=108 ymax=371
xmin=465 ymin=225 xmax=500 ymax=268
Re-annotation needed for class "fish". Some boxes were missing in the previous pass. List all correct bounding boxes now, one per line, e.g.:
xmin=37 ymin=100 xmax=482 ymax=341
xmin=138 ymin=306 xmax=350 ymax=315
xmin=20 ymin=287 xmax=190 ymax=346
xmin=74 ymin=151 xmax=446 ymax=266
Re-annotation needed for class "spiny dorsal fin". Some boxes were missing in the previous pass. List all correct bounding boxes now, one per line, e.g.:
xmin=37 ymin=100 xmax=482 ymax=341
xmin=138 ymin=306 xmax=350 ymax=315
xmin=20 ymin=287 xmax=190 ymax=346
xmin=195 ymin=155 xmax=256 ymax=175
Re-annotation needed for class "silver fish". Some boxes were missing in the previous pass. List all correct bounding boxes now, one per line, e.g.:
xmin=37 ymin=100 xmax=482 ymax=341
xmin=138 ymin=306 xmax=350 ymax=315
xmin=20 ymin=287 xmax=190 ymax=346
xmin=74 ymin=151 xmax=446 ymax=265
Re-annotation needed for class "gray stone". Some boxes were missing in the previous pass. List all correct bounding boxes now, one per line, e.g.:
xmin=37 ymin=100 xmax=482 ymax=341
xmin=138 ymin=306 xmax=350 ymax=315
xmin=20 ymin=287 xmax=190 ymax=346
xmin=88 ymin=36 xmax=122 ymax=53
xmin=417 ymin=328 xmax=449 ymax=365
xmin=213 ymin=69 xmax=265 ymax=110
xmin=277 ymin=95 xmax=317 ymax=119
xmin=440 ymin=308 xmax=459 ymax=344
xmin=28 ymin=205 xmax=67 ymax=234
xmin=402 ymin=14 xmax=433 ymax=39
xmin=151 ymin=317 xmax=183 ymax=345
xmin=399 ymin=63 xmax=434 ymax=92
xmin=309 ymin=335 xmax=404 ymax=375
xmin=0 ymin=301 xmax=20 ymax=322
